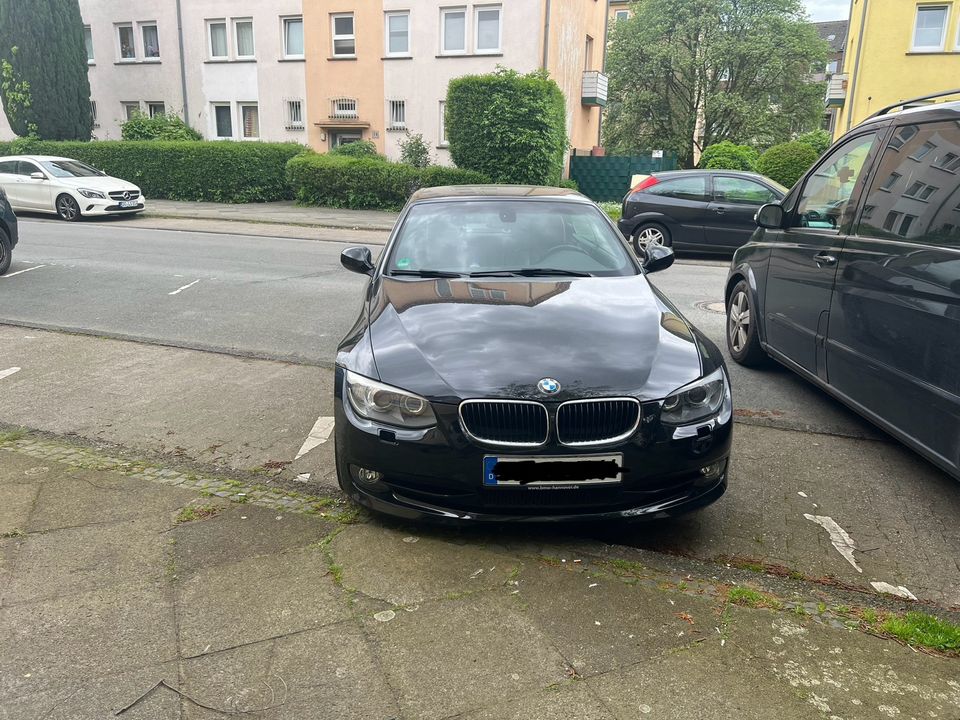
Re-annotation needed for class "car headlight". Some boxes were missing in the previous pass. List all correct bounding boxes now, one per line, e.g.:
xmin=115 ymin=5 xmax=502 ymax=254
xmin=660 ymin=368 xmax=729 ymax=425
xmin=78 ymin=189 xmax=106 ymax=199
xmin=345 ymin=370 xmax=437 ymax=428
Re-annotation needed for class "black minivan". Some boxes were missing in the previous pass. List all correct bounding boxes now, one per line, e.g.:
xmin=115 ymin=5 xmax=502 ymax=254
xmin=725 ymin=92 xmax=960 ymax=481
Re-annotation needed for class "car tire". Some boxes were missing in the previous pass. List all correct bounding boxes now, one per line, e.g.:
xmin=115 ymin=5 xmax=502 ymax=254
xmin=632 ymin=223 xmax=671 ymax=255
xmin=0 ymin=228 xmax=11 ymax=276
xmin=726 ymin=280 xmax=767 ymax=366
xmin=56 ymin=194 xmax=81 ymax=222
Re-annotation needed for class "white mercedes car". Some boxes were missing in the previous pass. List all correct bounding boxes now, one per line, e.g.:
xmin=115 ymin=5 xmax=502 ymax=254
xmin=0 ymin=155 xmax=145 ymax=221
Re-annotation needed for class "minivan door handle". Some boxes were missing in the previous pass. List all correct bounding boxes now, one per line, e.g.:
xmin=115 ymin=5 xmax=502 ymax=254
xmin=814 ymin=252 xmax=837 ymax=267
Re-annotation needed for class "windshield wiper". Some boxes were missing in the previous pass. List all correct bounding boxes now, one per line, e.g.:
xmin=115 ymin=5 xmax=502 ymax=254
xmin=389 ymin=269 xmax=463 ymax=278
xmin=469 ymin=268 xmax=592 ymax=278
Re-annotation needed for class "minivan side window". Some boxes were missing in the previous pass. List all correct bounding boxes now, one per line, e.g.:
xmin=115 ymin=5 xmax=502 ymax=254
xmin=858 ymin=120 xmax=960 ymax=247
xmin=646 ymin=176 xmax=707 ymax=201
xmin=792 ymin=132 xmax=878 ymax=230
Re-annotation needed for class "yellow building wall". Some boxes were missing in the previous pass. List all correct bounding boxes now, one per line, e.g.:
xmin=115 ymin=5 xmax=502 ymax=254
xmin=837 ymin=0 xmax=960 ymax=136
xmin=304 ymin=0 xmax=386 ymax=153
xmin=546 ymin=0 xmax=609 ymax=152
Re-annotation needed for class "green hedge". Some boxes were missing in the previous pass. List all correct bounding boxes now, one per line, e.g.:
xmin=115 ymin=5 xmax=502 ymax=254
xmin=756 ymin=141 xmax=820 ymax=188
xmin=0 ymin=139 xmax=306 ymax=202
xmin=698 ymin=141 xmax=759 ymax=171
xmin=286 ymin=154 xmax=488 ymax=210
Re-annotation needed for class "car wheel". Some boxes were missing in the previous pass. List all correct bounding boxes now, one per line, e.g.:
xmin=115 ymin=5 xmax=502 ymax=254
xmin=0 ymin=228 xmax=10 ymax=276
xmin=632 ymin=223 xmax=671 ymax=255
xmin=56 ymin=194 xmax=81 ymax=222
xmin=726 ymin=280 xmax=767 ymax=366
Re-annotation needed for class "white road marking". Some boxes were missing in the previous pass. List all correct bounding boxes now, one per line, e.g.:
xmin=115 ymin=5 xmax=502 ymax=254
xmin=168 ymin=279 xmax=201 ymax=296
xmin=0 ymin=367 xmax=21 ymax=380
xmin=1 ymin=265 xmax=47 ymax=278
xmin=804 ymin=514 xmax=862 ymax=573
xmin=295 ymin=416 xmax=335 ymax=459
xmin=870 ymin=581 xmax=917 ymax=600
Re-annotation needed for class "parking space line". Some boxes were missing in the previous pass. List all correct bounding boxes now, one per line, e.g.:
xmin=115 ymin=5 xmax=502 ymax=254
xmin=295 ymin=416 xmax=335 ymax=460
xmin=0 ymin=367 xmax=21 ymax=380
xmin=1 ymin=265 xmax=47 ymax=279
xmin=168 ymin=279 xmax=201 ymax=296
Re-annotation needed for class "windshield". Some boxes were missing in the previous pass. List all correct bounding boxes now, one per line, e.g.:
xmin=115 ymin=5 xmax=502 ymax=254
xmin=40 ymin=160 xmax=104 ymax=178
xmin=386 ymin=200 xmax=637 ymax=277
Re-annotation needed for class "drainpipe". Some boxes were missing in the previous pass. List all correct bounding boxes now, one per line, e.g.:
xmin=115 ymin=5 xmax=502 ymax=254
xmin=542 ymin=0 xmax=552 ymax=70
xmin=845 ymin=0 xmax=869 ymax=132
xmin=598 ymin=3 xmax=610 ymax=148
xmin=175 ymin=0 xmax=190 ymax=128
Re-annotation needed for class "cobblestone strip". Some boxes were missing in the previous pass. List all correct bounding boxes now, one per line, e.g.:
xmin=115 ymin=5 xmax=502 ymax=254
xmin=0 ymin=434 xmax=350 ymax=519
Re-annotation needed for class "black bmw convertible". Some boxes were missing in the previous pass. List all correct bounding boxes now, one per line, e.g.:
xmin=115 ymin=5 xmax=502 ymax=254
xmin=335 ymin=185 xmax=732 ymax=522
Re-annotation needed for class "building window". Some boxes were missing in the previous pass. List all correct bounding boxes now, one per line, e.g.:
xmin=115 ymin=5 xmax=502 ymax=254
xmin=84 ymin=26 xmax=94 ymax=63
xmin=912 ymin=5 xmax=948 ymax=51
xmin=934 ymin=151 xmax=960 ymax=172
xmin=286 ymin=99 xmax=304 ymax=129
xmin=141 ymin=23 xmax=160 ymax=59
xmin=911 ymin=141 xmax=937 ymax=161
xmin=213 ymin=104 xmax=233 ymax=138
xmin=117 ymin=24 xmax=136 ymax=60
xmin=475 ymin=5 xmax=501 ymax=53
xmin=386 ymin=12 xmax=410 ymax=56
xmin=825 ymin=60 xmax=837 ymax=74
xmin=441 ymin=8 xmax=466 ymax=54
xmin=147 ymin=102 xmax=165 ymax=118
xmin=332 ymin=13 xmax=356 ymax=57
xmin=234 ymin=19 xmax=255 ymax=58
xmin=122 ymin=102 xmax=141 ymax=121
xmin=208 ymin=20 xmax=228 ymax=58
xmin=584 ymin=35 xmax=594 ymax=71
xmin=283 ymin=17 xmax=304 ymax=58
xmin=388 ymin=100 xmax=406 ymax=130
xmin=889 ymin=125 xmax=919 ymax=150
xmin=439 ymin=100 xmax=447 ymax=146
xmin=332 ymin=97 xmax=358 ymax=118
xmin=615 ymin=9 xmax=630 ymax=21
xmin=240 ymin=103 xmax=260 ymax=139
xmin=880 ymin=172 xmax=901 ymax=191
xmin=91 ymin=101 xmax=99 ymax=128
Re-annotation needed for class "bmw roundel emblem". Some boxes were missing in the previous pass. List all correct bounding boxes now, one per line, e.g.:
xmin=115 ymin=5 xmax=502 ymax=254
xmin=538 ymin=378 xmax=561 ymax=395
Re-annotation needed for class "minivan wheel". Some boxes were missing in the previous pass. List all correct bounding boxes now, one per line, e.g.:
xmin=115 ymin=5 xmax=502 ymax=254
xmin=726 ymin=280 xmax=767 ymax=366
xmin=56 ymin=194 xmax=81 ymax=222
xmin=0 ymin=229 xmax=10 ymax=276
xmin=632 ymin=223 xmax=671 ymax=255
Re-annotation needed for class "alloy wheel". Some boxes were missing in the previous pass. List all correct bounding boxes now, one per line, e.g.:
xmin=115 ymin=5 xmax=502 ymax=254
xmin=728 ymin=291 xmax=751 ymax=353
xmin=57 ymin=196 xmax=79 ymax=221
xmin=635 ymin=226 xmax=665 ymax=252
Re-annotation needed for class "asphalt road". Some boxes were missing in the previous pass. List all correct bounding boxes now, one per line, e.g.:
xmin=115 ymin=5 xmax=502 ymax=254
xmin=2 ymin=217 xmax=873 ymax=438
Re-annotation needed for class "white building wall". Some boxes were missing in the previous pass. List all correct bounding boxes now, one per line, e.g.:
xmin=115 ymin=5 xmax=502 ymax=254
xmin=381 ymin=0 xmax=542 ymax=164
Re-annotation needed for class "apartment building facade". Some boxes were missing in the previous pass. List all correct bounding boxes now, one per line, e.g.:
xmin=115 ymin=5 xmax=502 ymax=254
xmin=829 ymin=0 xmax=960 ymax=137
xmin=303 ymin=0 xmax=610 ymax=163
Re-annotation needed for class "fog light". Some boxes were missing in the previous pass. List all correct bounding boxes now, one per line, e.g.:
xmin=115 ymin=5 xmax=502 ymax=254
xmin=351 ymin=465 xmax=384 ymax=488
xmin=699 ymin=461 xmax=725 ymax=481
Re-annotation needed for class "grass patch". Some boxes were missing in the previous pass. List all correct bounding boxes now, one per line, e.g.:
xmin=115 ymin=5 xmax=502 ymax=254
xmin=879 ymin=612 xmax=960 ymax=654
xmin=607 ymin=558 xmax=648 ymax=577
xmin=1 ymin=528 xmax=26 ymax=538
xmin=599 ymin=201 xmax=622 ymax=222
xmin=728 ymin=586 xmax=783 ymax=610
xmin=329 ymin=563 xmax=344 ymax=586
xmin=0 ymin=429 xmax=26 ymax=444
xmin=174 ymin=504 xmax=223 ymax=524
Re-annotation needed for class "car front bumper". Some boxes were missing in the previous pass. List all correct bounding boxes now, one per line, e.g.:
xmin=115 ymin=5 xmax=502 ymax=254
xmin=77 ymin=196 xmax=146 ymax=216
xmin=334 ymin=368 xmax=732 ymax=524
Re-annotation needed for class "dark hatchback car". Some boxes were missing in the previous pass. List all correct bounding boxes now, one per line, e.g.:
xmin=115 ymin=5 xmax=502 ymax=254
xmin=726 ymin=94 xmax=960 ymax=481
xmin=335 ymin=186 xmax=732 ymax=523
xmin=0 ymin=187 xmax=19 ymax=276
xmin=618 ymin=170 xmax=786 ymax=255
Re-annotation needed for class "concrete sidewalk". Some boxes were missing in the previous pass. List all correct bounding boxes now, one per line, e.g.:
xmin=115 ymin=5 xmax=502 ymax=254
xmin=1 ymin=433 xmax=958 ymax=719
xmin=145 ymin=199 xmax=399 ymax=232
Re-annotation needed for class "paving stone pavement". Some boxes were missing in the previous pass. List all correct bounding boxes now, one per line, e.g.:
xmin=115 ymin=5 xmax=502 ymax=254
xmin=1 ymin=435 xmax=958 ymax=720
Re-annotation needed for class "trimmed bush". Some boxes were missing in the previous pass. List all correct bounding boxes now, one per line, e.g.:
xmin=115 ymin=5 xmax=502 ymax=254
xmin=756 ymin=141 xmax=820 ymax=188
xmin=286 ymin=154 xmax=488 ymax=210
xmin=795 ymin=129 xmax=832 ymax=156
xmin=0 ymin=139 xmax=306 ymax=202
xmin=399 ymin=132 xmax=431 ymax=169
xmin=698 ymin=141 xmax=759 ymax=171
xmin=121 ymin=113 xmax=202 ymax=141
xmin=329 ymin=140 xmax=380 ymax=159
xmin=446 ymin=68 xmax=568 ymax=186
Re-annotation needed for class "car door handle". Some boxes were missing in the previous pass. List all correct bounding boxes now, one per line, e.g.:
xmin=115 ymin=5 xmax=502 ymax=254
xmin=814 ymin=252 xmax=837 ymax=267
xmin=712 ymin=207 xmax=726 ymax=214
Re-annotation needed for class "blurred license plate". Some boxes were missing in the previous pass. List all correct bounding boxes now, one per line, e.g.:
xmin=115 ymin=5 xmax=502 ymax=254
xmin=483 ymin=454 xmax=622 ymax=487
xmin=119 ymin=200 xmax=138 ymax=208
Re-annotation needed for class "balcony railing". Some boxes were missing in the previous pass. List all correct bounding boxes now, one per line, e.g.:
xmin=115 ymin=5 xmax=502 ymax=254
xmin=825 ymin=74 xmax=847 ymax=108
xmin=581 ymin=71 xmax=608 ymax=107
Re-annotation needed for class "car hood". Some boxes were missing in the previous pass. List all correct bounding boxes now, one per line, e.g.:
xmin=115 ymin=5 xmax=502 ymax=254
xmin=54 ymin=176 xmax=140 ymax=192
xmin=360 ymin=276 xmax=705 ymax=402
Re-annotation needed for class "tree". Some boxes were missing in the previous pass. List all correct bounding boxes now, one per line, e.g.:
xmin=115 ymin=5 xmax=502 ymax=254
xmin=446 ymin=68 xmax=567 ymax=186
xmin=605 ymin=0 xmax=827 ymax=167
xmin=795 ymin=128 xmax=832 ymax=156
xmin=399 ymin=132 xmax=431 ymax=168
xmin=0 ymin=0 xmax=93 ymax=140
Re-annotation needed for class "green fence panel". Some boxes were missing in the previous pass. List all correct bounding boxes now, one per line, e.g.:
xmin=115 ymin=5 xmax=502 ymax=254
xmin=569 ymin=152 xmax=679 ymax=202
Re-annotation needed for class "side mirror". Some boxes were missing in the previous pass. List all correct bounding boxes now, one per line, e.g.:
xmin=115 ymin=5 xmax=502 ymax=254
xmin=341 ymin=246 xmax=374 ymax=276
xmin=643 ymin=245 xmax=675 ymax=274
xmin=755 ymin=203 xmax=784 ymax=229
xmin=30 ymin=171 xmax=45 ymax=181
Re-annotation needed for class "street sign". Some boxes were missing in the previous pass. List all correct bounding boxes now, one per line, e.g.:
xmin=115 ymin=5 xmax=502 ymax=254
xmin=652 ymin=150 xmax=663 ymax=158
